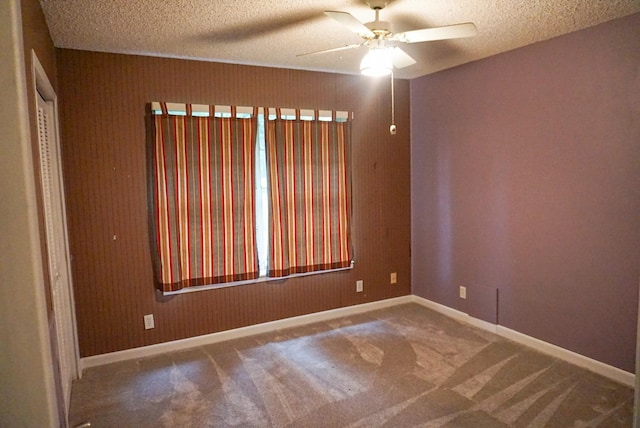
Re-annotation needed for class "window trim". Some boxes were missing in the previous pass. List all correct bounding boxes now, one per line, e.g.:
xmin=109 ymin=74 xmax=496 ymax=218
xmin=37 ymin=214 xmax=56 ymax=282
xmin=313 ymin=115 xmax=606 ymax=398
xmin=162 ymin=261 xmax=354 ymax=296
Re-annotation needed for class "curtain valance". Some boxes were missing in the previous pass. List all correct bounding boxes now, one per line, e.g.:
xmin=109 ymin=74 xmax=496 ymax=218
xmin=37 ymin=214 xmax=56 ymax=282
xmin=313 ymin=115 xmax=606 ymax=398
xmin=150 ymin=102 xmax=350 ymax=122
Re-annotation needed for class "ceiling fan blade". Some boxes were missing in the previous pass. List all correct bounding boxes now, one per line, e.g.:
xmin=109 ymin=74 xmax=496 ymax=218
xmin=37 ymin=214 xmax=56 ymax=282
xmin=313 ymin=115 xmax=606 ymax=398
xmin=389 ymin=47 xmax=416 ymax=69
xmin=324 ymin=11 xmax=375 ymax=38
xmin=393 ymin=22 xmax=477 ymax=43
xmin=296 ymin=43 xmax=362 ymax=57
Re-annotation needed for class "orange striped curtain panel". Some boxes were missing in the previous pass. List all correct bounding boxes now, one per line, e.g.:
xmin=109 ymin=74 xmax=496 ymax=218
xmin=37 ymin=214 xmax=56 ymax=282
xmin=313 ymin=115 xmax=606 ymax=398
xmin=151 ymin=104 xmax=258 ymax=292
xmin=266 ymin=111 xmax=352 ymax=277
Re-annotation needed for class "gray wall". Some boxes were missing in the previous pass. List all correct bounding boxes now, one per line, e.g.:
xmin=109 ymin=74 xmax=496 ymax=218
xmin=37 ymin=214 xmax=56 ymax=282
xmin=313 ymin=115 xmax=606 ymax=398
xmin=410 ymin=13 xmax=640 ymax=372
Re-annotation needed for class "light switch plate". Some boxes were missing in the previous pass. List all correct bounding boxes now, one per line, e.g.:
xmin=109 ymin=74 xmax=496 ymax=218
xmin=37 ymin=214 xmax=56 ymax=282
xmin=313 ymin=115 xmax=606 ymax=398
xmin=143 ymin=314 xmax=155 ymax=330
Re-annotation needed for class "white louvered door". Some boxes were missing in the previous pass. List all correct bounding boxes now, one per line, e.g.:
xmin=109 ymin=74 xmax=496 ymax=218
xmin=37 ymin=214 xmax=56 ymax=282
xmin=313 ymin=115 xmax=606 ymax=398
xmin=36 ymin=91 xmax=78 ymax=413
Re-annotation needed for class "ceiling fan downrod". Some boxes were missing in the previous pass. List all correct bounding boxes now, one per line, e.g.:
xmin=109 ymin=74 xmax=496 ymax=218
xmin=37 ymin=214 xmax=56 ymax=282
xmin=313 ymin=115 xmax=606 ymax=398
xmin=367 ymin=0 xmax=388 ymax=28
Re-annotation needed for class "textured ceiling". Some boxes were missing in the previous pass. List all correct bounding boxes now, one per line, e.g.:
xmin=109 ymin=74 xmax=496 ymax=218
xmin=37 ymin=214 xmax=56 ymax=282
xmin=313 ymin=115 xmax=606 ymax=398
xmin=40 ymin=0 xmax=640 ymax=79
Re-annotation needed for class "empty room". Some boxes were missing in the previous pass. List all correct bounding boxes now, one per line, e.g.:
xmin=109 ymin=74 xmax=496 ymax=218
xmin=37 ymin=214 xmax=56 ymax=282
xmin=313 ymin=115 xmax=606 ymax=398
xmin=2 ymin=0 xmax=639 ymax=426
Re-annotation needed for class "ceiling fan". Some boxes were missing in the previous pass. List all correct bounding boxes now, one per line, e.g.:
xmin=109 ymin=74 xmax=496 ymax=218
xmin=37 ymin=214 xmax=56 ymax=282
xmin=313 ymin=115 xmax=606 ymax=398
xmin=297 ymin=0 xmax=477 ymax=76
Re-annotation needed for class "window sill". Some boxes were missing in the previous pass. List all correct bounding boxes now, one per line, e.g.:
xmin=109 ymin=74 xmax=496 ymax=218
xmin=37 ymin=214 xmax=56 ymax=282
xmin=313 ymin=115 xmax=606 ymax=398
xmin=162 ymin=261 xmax=355 ymax=296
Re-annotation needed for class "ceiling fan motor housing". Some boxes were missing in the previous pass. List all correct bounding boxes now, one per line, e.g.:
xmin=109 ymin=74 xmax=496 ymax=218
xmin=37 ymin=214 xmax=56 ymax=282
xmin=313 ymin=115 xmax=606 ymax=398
xmin=365 ymin=21 xmax=393 ymax=36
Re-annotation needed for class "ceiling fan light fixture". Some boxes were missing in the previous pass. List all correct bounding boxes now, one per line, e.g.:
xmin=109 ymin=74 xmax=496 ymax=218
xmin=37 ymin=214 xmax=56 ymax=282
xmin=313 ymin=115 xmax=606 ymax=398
xmin=360 ymin=47 xmax=393 ymax=77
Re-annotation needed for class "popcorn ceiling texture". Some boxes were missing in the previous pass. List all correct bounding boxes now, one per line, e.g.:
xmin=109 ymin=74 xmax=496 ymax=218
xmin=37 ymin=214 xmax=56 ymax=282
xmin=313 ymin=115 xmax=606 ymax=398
xmin=40 ymin=0 xmax=640 ymax=79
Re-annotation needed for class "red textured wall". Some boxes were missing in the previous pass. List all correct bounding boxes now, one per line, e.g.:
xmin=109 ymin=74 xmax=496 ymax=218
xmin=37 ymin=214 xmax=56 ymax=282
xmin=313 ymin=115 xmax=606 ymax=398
xmin=57 ymin=50 xmax=412 ymax=357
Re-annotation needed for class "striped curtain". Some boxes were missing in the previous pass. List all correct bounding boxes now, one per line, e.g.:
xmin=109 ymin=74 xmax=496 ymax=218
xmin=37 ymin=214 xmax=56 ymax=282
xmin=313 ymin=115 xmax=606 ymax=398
xmin=266 ymin=110 xmax=352 ymax=277
xmin=151 ymin=104 xmax=258 ymax=291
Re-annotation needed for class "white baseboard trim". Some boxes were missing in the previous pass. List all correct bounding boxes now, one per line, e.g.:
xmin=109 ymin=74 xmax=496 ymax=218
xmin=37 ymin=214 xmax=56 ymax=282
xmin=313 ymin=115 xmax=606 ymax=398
xmin=409 ymin=295 xmax=498 ymax=334
xmin=496 ymin=325 xmax=634 ymax=387
xmin=410 ymin=295 xmax=634 ymax=387
xmin=80 ymin=295 xmax=413 ymax=371
xmin=81 ymin=293 xmax=634 ymax=388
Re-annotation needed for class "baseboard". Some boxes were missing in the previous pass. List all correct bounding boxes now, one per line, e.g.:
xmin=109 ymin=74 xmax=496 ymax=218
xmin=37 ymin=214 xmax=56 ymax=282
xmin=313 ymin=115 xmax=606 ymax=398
xmin=410 ymin=295 xmax=634 ymax=387
xmin=81 ymin=293 xmax=634 ymax=388
xmin=496 ymin=325 xmax=634 ymax=387
xmin=409 ymin=295 xmax=498 ymax=334
xmin=80 ymin=295 xmax=413 ymax=371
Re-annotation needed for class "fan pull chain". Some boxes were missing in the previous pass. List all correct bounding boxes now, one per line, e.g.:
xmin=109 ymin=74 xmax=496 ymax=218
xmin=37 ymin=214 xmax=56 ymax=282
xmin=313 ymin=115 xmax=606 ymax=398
xmin=390 ymin=71 xmax=397 ymax=135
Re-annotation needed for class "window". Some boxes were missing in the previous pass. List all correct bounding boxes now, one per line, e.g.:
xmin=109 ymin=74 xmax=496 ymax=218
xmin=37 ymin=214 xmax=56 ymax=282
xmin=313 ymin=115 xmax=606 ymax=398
xmin=150 ymin=103 xmax=352 ymax=293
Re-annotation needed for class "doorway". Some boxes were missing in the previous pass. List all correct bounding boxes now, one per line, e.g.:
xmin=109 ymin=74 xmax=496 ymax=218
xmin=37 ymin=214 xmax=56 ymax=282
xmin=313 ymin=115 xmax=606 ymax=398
xmin=33 ymin=52 xmax=80 ymax=420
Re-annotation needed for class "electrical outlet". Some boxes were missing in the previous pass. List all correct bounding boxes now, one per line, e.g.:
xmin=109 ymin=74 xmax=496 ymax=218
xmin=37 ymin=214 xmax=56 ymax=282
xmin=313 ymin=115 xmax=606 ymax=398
xmin=356 ymin=280 xmax=364 ymax=293
xmin=390 ymin=272 xmax=397 ymax=284
xmin=459 ymin=286 xmax=467 ymax=299
xmin=143 ymin=314 xmax=155 ymax=330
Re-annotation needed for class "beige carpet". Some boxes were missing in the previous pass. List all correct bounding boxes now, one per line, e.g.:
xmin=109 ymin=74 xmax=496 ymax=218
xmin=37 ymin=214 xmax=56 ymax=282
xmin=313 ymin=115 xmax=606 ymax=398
xmin=69 ymin=303 xmax=633 ymax=427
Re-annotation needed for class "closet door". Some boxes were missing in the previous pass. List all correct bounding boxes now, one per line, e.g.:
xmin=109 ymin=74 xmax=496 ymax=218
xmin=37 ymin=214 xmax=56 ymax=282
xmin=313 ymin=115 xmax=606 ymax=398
xmin=36 ymin=91 xmax=78 ymax=413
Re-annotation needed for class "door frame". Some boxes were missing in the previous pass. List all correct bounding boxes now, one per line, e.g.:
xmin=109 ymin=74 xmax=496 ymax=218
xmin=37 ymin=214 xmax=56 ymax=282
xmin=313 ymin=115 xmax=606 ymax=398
xmin=31 ymin=50 xmax=81 ymax=384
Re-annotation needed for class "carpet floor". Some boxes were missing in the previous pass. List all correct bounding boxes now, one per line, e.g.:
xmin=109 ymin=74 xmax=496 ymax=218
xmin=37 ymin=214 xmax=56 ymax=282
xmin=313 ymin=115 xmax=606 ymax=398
xmin=69 ymin=303 xmax=633 ymax=427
